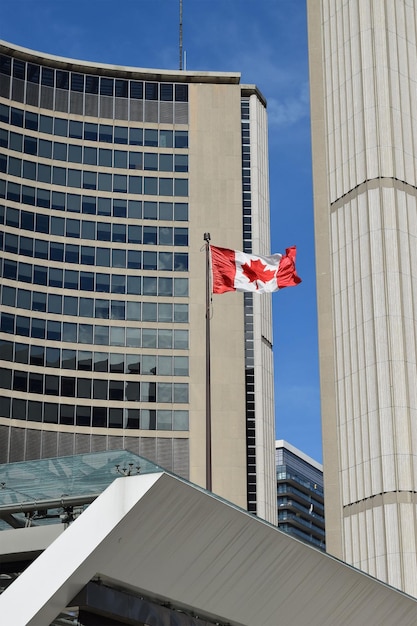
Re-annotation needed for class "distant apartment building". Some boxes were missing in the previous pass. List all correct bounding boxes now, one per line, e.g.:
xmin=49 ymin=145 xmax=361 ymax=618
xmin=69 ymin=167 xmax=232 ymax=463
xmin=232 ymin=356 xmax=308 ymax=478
xmin=276 ymin=440 xmax=325 ymax=550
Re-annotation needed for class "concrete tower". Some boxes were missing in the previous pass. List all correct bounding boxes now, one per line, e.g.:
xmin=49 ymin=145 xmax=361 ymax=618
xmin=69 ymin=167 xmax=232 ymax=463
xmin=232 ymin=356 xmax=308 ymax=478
xmin=308 ymin=0 xmax=417 ymax=595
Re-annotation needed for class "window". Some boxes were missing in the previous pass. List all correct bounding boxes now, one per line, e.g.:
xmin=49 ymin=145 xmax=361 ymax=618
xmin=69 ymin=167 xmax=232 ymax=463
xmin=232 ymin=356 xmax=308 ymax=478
xmin=27 ymin=401 xmax=42 ymax=422
xmin=145 ymin=82 xmax=158 ymax=100
xmin=63 ymin=321 xmax=77 ymax=342
xmin=31 ymin=318 xmax=45 ymax=339
xmin=129 ymin=128 xmax=143 ymax=145
xmin=76 ymin=406 xmax=91 ymax=427
xmin=63 ymin=296 xmax=78 ymax=315
xmin=68 ymin=169 xmax=81 ymax=188
xmin=48 ymin=294 xmax=62 ymax=314
xmin=144 ymin=129 xmax=158 ymax=147
xmin=79 ymin=323 xmax=93 ymax=343
xmin=92 ymin=406 xmax=107 ymax=427
xmin=129 ymin=152 xmax=142 ymax=170
xmin=175 ymin=155 xmax=188 ymax=172
xmin=0 ymin=340 xmax=13 ymax=361
xmin=60 ymin=405 xmax=74 ymax=425
xmin=174 ymin=202 xmax=188 ymax=221
xmin=44 ymin=402 xmax=59 ymax=422
xmin=68 ymin=144 xmax=82 ymax=163
xmin=71 ymin=73 xmax=84 ymax=92
xmin=85 ymin=75 xmax=99 ymax=94
xmin=173 ymin=410 xmax=188 ymax=430
xmin=113 ymin=200 xmax=126 ymax=218
xmin=110 ymin=124 xmax=127 ymax=143
xmin=157 ymin=410 xmax=172 ymax=430
xmin=174 ymin=178 xmax=188 ymax=197
xmin=38 ymin=164 xmax=51 ymax=183
xmin=51 ymin=216 xmax=65 ymax=236
xmin=84 ymin=123 xmax=98 ymax=141
xmin=175 ymin=131 xmax=188 ymax=148
xmin=35 ymin=238 xmax=50 ymax=258
xmin=69 ymin=120 xmax=83 ymax=139
xmin=94 ymin=352 xmax=108 ymax=372
xmin=99 ymin=125 xmax=113 ymax=142
xmin=79 ymin=298 xmax=94 ymax=317
xmin=159 ymin=178 xmax=173 ymax=196
xmin=54 ymin=118 xmax=68 ymax=136
xmin=126 ymin=302 xmax=141 ymax=321
xmin=144 ymin=153 xmax=158 ymax=171
xmin=130 ymin=82 xmax=143 ymax=100
xmin=83 ymin=171 xmax=96 ymax=190
xmin=98 ymin=173 xmax=112 ymax=191
xmin=142 ymin=302 xmax=157 ymax=321
xmin=77 ymin=378 xmax=91 ymax=399
xmin=175 ymin=84 xmax=188 ymax=102
xmin=78 ymin=350 xmax=93 ymax=368
xmin=9 ymin=131 xmax=22 ymax=151
xmin=159 ymin=154 xmax=173 ymax=171
xmin=32 ymin=292 xmax=46 ymax=312
xmin=93 ymin=379 xmax=108 ymax=399
xmin=109 ymin=353 xmax=124 ymax=372
xmin=160 ymin=84 xmax=173 ymax=101
xmin=113 ymin=174 xmax=127 ymax=193
xmin=29 ymin=372 xmax=43 ymax=394
xmin=13 ymin=371 xmax=27 ymax=392
xmin=99 ymin=149 xmax=112 ymax=167
xmin=47 ymin=321 xmax=61 ymax=341
xmin=24 ymin=137 xmax=37 ymax=155
xmin=62 ymin=377 xmax=75 ymax=397
xmin=46 ymin=347 xmax=60 ymax=368
xmin=84 ymin=147 xmax=97 ymax=165
xmin=53 ymin=142 xmax=67 ymax=160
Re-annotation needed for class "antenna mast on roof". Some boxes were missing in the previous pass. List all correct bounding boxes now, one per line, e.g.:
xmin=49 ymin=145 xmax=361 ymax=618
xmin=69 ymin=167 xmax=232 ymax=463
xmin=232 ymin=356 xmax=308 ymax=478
xmin=179 ymin=0 xmax=183 ymax=70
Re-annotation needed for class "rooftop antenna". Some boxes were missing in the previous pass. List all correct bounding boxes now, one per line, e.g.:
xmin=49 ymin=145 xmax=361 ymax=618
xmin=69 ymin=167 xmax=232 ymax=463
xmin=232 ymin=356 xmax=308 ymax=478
xmin=179 ymin=0 xmax=183 ymax=71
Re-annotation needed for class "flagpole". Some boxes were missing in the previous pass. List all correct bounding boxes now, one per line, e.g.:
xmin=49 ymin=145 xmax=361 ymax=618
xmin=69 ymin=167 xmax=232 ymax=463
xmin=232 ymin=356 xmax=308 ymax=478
xmin=204 ymin=232 xmax=212 ymax=492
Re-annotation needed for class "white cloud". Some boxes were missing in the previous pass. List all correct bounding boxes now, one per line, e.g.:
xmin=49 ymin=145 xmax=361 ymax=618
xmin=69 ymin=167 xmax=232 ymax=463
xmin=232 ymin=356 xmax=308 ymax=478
xmin=267 ymin=81 xmax=310 ymax=128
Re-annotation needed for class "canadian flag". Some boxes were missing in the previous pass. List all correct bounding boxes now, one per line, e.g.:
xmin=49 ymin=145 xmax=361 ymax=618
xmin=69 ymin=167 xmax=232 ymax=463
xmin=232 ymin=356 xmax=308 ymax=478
xmin=210 ymin=245 xmax=301 ymax=294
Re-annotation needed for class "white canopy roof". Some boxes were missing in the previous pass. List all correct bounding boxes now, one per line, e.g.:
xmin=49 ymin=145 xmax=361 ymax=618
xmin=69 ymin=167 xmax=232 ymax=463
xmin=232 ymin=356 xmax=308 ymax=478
xmin=1 ymin=471 xmax=417 ymax=625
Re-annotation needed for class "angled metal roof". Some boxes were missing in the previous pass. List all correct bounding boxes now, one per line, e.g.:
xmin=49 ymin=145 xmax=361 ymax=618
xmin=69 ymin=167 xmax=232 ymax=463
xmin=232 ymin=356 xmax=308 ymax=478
xmin=0 ymin=471 xmax=417 ymax=626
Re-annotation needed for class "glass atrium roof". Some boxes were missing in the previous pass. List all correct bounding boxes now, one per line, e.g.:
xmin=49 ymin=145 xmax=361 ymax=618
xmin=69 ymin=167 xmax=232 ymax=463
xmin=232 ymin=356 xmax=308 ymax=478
xmin=0 ymin=450 xmax=164 ymax=529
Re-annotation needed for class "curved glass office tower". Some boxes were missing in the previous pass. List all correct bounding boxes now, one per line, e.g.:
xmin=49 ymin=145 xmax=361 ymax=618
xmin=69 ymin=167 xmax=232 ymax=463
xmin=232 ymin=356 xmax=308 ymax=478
xmin=0 ymin=41 xmax=275 ymax=520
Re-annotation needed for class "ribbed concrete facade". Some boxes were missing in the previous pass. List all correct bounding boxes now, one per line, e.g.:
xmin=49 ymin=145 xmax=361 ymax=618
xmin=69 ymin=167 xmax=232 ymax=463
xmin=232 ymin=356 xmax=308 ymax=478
xmin=308 ymin=0 xmax=417 ymax=595
xmin=0 ymin=41 xmax=276 ymax=522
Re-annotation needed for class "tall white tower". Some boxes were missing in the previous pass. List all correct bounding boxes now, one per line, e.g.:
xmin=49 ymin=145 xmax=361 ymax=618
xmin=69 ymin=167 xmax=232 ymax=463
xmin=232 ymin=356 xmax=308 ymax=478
xmin=308 ymin=0 xmax=417 ymax=595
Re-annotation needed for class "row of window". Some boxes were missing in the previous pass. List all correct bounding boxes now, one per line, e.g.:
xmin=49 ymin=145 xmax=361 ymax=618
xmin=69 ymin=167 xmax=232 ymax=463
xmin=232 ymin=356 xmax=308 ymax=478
xmin=0 ymin=396 xmax=189 ymax=430
xmin=1 ymin=158 xmax=189 ymax=196
xmin=1 ymin=131 xmax=189 ymax=172
xmin=0 ymin=176 xmax=188 ymax=208
xmin=0 ymin=58 xmax=189 ymax=102
xmin=1 ymin=199 xmax=188 ymax=221
xmin=0 ymin=104 xmax=188 ymax=145
xmin=241 ymin=100 xmax=256 ymax=512
xmin=0 ymin=179 xmax=188 ymax=221
xmin=2 ymin=235 xmax=188 ymax=270
xmin=0 ymin=314 xmax=189 ymax=349
xmin=1 ymin=260 xmax=188 ymax=296
xmin=0 ymin=341 xmax=188 ymax=376
xmin=0 ymin=286 xmax=188 ymax=323
xmin=0 ymin=368 xmax=189 ymax=403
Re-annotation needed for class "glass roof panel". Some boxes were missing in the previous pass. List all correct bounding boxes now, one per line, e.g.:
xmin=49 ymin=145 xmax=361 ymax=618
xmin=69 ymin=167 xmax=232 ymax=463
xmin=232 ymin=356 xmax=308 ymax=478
xmin=0 ymin=450 xmax=163 ymax=510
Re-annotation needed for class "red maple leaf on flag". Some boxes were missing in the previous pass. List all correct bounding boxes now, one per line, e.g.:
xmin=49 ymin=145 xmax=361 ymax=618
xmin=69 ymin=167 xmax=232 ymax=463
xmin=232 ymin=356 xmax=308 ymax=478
xmin=241 ymin=258 xmax=276 ymax=289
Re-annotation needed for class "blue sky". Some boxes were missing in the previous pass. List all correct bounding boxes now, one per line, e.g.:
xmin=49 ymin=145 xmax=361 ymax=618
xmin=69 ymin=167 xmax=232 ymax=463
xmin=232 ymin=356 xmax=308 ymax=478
xmin=0 ymin=0 xmax=322 ymax=462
